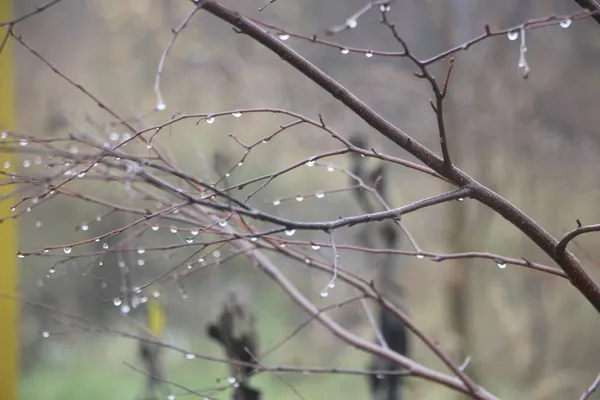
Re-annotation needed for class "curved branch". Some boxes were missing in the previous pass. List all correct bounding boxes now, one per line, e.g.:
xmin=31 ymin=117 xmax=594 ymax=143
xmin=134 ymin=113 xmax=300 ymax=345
xmin=556 ymin=223 xmax=600 ymax=259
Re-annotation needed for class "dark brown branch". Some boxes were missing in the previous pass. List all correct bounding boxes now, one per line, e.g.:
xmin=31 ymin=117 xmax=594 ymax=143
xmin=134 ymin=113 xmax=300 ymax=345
xmin=197 ymin=0 xmax=600 ymax=313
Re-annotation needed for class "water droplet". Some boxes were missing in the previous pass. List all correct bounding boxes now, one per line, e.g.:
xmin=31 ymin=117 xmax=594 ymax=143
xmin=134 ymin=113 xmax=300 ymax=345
xmin=120 ymin=304 xmax=130 ymax=314
xmin=19 ymin=140 xmax=28 ymax=146
xmin=113 ymin=298 xmax=122 ymax=306
xmin=49 ymin=267 xmax=55 ymax=274
xmin=42 ymin=331 xmax=50 ymax=338
xmin=152 ymin=291 xmax=160 ymax=298
xmin=379 ymin=4 xmax=386 ymax=11
xmin=198 ymin=257 xmax=205 ymax=263
xmin=237 ymin=162 xmax=243 ymax=166
xmin=327 ymin=165 xmax=335 ymax=172
xmin=285 ymin=229 xmax=296 ymax=236
xmin=278 ymin=33 xmax=290 ymax=41
xmin=151 ymin=224 xmax=159 ymax=231
xmin=262 ymin=138 xmax=271 ymax=144
xmin=96 ymin=215 xmax=102 ymax=222
xmin=280 ymin=243 xmax=286 ymax=248
xmin=320 ymin=290 xmax=329 ymax=298
xmin=272 ymin=199 xmax=281 ymax=206
xmin=305 ymin=258 xmax=311 ymax=264
xmin=227 ymin=377 xmax=237 ymax=384
xmin=225 ymin=172 xmax=230 ymax=178
xmin=35 ymin=221 xmax=42 ymax=228
xmin=416 ymin=254 xmax=425 ymax=259
xmin=170 ymin=226 xmax=178 ymax=233
xmin=296 ymin=195 xmax=304 ymax=202
xmin=185 ymin=353 xmax=196 ymax=359
xmin=560 ymin=18 xmax=572 ymax=28
xmin=250 ymin=237 xmax=257 ymax=242
xmin=518 ymin=58 xmax=526 ymax=68
xmin=3 ymin=161 xmax=11 ymax=169
xmin=213 ymin=250 xmax=221 ymax=258
xmin=0 ymin=132 xmax=6 ymax=139
xmin=185 ymin=237 xmax=193 ymax=244
xmin=457 ymin=198 xmax=464 ymax=202
xmin=137 ymin=259 xmax=145 ymax=266
xmin=109 ymin=132 xmax=120 ymax=141
xmin=232 ymin=111 xmax=242 ymax=118
xmin=346 ymin=18 xmax=357 ymax=28
xmin=102 ymin=243 xmax=109 ymax=250
xmin=146 ymin=142 xmax=153 ymax=149
xmin=189 ymin=229 xmax=199 ymax=237
xmin=80 ymin=224 xmax=89 ymax=231
xmin=311 ymin=244 xmax=321 ymax=250
xmin=497 ymin=261 xmax=507 ymax=269
xmin=137 ymin=248 xmax=146 ymax=254
xmin=187 ymin=264 xmax=192 ymax=269
xmin=315 ymin=192 xmax=325 ymax=199
xmin=376 ymin=374 xmax=384 ymax=379
xmin=366 ymin=51 xmax=373 ymax=58
xmin=63 ymin=247 xmax=72 ymax=254
xmin=340 ymin=48 xmax=350 ymax=55
xmin=327 ymin=281 xmax=335 ymax=288
xmin=167 ymin=395 xmax=176 ymax=400
xmin=218 ymin=220 xmax=228 ymax=227
xmin=306 ymin=160 xmax=315 ymax=167
xmin=23 ymin=160 xmax=31 ymax=168
xmin=206 ymin=116 xmax=215 ymax=124
xmin=17 ymin=252 xmax=25 ymax=259
xmin=507 ymin=30 xmax=519 ymax=41
xmin=156 ymin=102 xmax=166 ymax=111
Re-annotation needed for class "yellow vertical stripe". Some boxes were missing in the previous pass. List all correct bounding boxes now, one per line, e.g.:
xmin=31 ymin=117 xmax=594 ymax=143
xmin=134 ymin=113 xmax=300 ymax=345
xmin=147 ymin=298 xmax=166 ymax=339
xmin=0 ymin=1 xmax=18 ymax=400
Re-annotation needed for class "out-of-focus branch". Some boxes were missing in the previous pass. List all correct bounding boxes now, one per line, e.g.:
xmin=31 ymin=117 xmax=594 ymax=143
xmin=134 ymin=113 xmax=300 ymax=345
xmin=579 ymin=372 xmax=600 ymax=400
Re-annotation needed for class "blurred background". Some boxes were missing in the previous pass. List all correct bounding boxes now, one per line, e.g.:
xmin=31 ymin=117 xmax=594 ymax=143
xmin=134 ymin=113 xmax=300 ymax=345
xmin=10 ymin=0 xmax=600 ymax=399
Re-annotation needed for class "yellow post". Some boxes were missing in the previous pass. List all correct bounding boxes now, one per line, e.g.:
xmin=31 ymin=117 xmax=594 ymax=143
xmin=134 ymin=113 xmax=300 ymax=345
xmin=0 ymin=1 xmax=18 ymax=400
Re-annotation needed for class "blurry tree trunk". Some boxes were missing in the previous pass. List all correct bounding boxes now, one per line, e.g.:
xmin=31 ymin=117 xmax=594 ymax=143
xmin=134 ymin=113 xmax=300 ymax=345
xmin=435 ymin=0 xmax=477 ymax=389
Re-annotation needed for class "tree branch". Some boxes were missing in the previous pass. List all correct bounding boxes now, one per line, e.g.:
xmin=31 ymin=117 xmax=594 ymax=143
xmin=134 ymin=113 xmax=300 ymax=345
xmin=196 ymin=0 xmax=600 ymax=313
xmin=572 ymin=0 xmax=600 ymax=25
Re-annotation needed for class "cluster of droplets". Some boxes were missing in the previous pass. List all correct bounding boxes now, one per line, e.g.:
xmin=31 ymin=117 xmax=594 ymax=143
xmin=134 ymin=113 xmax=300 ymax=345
xmin=320 ymin=279 xmax=336 ymax=298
